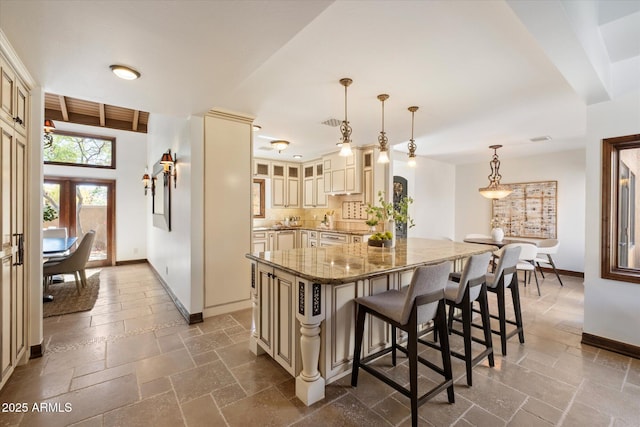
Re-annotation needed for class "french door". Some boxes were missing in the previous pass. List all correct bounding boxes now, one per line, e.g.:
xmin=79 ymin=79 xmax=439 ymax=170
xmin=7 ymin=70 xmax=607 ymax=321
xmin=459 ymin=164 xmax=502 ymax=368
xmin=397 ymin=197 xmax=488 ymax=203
xmin=43 ymin=177 xmax=115 ymax=267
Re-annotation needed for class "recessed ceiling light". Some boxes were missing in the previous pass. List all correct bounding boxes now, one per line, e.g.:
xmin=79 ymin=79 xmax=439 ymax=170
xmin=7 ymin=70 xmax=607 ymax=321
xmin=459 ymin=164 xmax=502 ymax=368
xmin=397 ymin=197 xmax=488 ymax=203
xmin=293 ymin=154 xmax=303 ymax=159
xmin=530 ymin=135 xmax=552 ymax=142
xmin=110 ymin=65 xmax=141 ymax=80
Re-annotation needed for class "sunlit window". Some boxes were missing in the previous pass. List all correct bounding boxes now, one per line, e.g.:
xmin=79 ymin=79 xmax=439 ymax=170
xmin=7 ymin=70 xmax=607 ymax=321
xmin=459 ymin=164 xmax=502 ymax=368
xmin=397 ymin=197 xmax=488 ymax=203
xmin=44 ymin=131 xmax=115 ymax=169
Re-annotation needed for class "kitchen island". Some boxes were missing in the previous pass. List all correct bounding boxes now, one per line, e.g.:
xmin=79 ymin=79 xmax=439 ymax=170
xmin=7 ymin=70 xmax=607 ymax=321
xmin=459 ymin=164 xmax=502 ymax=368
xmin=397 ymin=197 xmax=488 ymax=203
xmin=245 ymin=238 xmax=495 ymax=406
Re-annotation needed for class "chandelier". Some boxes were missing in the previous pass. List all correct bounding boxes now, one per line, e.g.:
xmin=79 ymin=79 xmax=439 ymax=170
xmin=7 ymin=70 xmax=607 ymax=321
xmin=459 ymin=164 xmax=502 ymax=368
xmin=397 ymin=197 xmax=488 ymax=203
xmin=478 ymin=145 xmax=512 ymax=199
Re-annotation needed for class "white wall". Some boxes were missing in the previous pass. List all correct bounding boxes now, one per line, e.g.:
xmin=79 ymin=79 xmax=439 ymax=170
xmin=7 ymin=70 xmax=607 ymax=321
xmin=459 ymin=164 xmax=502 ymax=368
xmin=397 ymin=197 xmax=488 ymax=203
xmin=394 ymin=156 xmax=456 ymax=240
xmin=455 ymin=149 xmax=586 ymax=272
xmin=146 ymin=114 xmax=203 ymax=315
xmin=43 ymin=122 xmax=147 ymax=262
xmin=584 ymin=90 xmax=640 ymax=347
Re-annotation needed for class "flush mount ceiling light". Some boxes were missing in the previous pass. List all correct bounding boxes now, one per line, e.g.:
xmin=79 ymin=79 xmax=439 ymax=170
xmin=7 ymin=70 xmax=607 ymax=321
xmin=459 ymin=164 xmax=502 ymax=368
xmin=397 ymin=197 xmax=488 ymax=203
xmin=478 ymin=145 xmax=512 ymax=199
xmin=338 ymin=78 xmax=353 ymax=157
xmin=407 ymin=106 xmax=418 ymax=167
xmin=530 ymin=135 xmax=552 ymax=142
xmin=293 ymin=154 xmax=303 ymax=159
xmin=109 ymin=64 xmax=141 ymax=80
xmin=377 ymin=94 xmax=390 ymax=164
xmin=252 ymin=124 xmax=262 ymax=132
xmin=271 ymin=140 xmax=290 ymax=153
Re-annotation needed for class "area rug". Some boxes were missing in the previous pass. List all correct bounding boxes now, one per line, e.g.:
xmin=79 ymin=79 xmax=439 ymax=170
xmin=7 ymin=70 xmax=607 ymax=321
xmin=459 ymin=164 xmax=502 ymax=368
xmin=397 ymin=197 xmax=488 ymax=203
xmin=43 ymin=273 xmax=100 ymax=318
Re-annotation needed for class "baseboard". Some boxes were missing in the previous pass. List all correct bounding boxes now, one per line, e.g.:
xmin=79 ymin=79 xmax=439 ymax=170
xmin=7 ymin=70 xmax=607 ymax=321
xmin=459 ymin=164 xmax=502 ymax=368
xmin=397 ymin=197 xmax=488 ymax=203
xmin=115 ymin=259 xmax=148 ymax=266
xmin=149 ymin=265 xmax=203 ymax=325
xmin=30 ymin=341 xmax=44 ymax=359
xmin=538 ymin=266 xmax=584 ymax=278
xmin=581 ymin=332 xmax=640 ymax=359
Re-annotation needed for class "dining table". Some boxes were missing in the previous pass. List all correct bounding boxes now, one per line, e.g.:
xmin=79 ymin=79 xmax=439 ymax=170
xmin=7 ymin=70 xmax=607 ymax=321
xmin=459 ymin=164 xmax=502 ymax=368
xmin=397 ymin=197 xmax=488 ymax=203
xmin=462 ymin=237 xmax=539 ymax=248
xmin=42 ymin=236 xmax=78 ymax=302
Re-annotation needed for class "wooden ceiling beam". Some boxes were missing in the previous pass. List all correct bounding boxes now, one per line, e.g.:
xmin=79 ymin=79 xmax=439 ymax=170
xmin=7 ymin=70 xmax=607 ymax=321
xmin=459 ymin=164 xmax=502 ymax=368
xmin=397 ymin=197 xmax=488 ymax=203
xmin=58 ymin=95 xmax=69 ymax=121
xmin=99 ymin=103 xmax=105 ymax=127
xmin=132 ymin=110 xmax=139 ymax=131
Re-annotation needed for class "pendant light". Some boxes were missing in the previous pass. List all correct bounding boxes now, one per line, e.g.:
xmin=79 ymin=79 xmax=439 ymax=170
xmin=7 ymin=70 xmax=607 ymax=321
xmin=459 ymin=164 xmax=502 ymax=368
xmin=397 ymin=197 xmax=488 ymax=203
xmin=339 ymin=78 xmax=353 ymax=157
xmin=478 ymin=145 xmax=512 ymax=199
xmin=407 ymin=106 xmax=418 ymax=167
xmin=377 ymin=94 xmax=390 ymax=164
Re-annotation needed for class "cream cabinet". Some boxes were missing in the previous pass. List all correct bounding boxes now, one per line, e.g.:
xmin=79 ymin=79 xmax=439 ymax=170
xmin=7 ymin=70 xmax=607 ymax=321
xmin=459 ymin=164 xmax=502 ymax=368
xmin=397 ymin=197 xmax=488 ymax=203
xmin=0 ymin=52 xmax=28 ymax=390
xmin=271 ymin=162 xmax=300 ymax=208
xmin=254 ymin=264 xmax=299 ymax=375
xmin=322 ymin=149 xmax=361 ymax=195
xmin=275 ymin=230 xmax=296 ymax=250
xmin=253 ymin=159 xmax=270 ymax=177
xmin=302 ymin=161 xmax=327 ymax=208
xmin=252 ymin=231 xmax=268 ymax=253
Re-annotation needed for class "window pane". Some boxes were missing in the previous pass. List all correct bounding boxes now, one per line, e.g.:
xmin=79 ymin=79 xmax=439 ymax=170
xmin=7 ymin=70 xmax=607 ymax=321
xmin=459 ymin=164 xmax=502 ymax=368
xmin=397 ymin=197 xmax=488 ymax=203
xmin=43 ymin=183 xmax=61 ymax=228
xmin=44 ymin=132 xmax=114 ymax=168
xmin=76 ymin=184 xmax=108 ymax=261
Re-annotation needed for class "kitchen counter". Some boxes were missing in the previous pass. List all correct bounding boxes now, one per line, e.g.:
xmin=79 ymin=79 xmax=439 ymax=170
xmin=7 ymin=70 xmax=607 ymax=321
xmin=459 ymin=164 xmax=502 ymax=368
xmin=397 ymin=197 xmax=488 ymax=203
xmin=246 ymin=237 xmax=493 ymax=284
xmin=246 ymin=238 xmax=496 ymax=406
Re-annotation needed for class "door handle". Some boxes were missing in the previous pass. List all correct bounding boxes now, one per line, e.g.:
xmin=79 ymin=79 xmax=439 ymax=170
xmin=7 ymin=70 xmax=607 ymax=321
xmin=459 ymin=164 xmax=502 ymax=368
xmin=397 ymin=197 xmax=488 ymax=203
xmin=13 ymin=233 xmax=24 ymax=266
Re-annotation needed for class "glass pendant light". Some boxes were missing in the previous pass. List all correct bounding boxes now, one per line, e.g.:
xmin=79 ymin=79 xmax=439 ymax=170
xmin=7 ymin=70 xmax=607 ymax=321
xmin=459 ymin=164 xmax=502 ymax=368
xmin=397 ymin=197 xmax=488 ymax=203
xmin=377 ymin=94 xmax=390 ymax=164
xmin=339 ymin=78 xmax=353 ymax=156
xmin=407 ymin=106 xmax=418 ymax=167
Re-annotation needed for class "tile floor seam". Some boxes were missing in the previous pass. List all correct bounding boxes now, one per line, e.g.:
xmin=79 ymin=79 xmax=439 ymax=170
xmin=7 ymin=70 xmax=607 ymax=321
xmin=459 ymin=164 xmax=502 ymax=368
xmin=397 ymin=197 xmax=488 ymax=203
xmin=555 ymin=377 xmax=584 ymax=426
xmin=620 ymin=357 xmax=632 ymax=393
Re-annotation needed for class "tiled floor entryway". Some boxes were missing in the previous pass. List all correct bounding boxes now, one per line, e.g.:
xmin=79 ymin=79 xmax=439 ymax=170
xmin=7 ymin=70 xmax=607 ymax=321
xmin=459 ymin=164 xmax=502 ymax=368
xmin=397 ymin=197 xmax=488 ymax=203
xmin=0 ymin=263 xmax=638 ymax=426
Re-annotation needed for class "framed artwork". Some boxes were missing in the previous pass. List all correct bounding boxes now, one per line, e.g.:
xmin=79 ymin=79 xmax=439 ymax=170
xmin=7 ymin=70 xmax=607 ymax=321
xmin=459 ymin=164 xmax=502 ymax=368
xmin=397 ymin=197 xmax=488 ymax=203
xmin=492 ymin=181 xmax=557 ymax=238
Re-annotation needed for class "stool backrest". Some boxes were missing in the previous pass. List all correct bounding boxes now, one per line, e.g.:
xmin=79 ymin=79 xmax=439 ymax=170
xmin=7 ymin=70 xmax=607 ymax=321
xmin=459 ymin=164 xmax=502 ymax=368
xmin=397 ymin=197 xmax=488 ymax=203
xmin=511 ymin=243 xmax=537 ymax=261
xmin=450 ymin=251 xmax=492 ymax=304
xmin=400 ymin=261 xmax=450 ymax=325
xmin=491 ymin=244 xmax=521 ymax=288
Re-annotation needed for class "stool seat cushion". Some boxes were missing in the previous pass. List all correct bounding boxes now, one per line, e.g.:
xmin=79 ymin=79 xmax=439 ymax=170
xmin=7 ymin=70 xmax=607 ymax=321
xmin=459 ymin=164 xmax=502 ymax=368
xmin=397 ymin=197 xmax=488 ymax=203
xmin=355 ymin=290 xmax=406 ymax=324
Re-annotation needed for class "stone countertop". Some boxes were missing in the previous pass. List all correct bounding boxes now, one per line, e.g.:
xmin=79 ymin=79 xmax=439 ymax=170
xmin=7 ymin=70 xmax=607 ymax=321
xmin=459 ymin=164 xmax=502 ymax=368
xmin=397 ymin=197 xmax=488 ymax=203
xmin=246 ymin=238 xmax=496 ymax=284
xmin=252 ymin=226 xmax=372 ymax=236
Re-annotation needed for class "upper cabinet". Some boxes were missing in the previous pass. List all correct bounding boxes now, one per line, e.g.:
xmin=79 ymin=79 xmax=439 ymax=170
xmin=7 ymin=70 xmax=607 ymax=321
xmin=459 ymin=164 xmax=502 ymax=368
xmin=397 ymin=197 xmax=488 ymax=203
xmin=302 ymin=161 xmax=327 ymax=208
xmin=323 ymin=149 xmax=362 ymax=195
xmin=0 ymin=56 xmax=28 ymax=136
xmin=253 ymin=159 xmax=270 ymax=177
xmin=271 ymin=162 xmax=300 ymax=208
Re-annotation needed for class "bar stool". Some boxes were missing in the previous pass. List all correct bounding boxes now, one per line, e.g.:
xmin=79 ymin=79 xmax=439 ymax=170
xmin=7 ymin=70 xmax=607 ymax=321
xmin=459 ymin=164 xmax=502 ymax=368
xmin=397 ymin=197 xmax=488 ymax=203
xmin=473 ymin=244 xmax=524 ymax=355
xmin=351 ymin=261 xmax=454 ymax=427
xmin=444 ymin=251 xmax=494 ymax=387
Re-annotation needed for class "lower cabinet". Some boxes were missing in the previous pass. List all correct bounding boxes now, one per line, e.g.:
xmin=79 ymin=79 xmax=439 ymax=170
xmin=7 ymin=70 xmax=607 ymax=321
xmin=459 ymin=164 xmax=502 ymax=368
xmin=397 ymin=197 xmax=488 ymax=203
xmin=255 ymin=264 xmax=299 ymax=375
xmin=252 ymin=231 xmax=268 ymax=253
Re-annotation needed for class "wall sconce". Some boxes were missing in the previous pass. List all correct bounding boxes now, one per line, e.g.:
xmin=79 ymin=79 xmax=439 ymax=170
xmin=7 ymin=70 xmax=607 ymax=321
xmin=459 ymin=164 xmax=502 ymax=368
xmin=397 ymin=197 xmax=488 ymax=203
xmin=43 ymin=119 xmax=55 ymax=149
xmin=160 ymin=149 xmax=177 ymax=188
xmin=142 ymin=169 xmax=151 ymax=195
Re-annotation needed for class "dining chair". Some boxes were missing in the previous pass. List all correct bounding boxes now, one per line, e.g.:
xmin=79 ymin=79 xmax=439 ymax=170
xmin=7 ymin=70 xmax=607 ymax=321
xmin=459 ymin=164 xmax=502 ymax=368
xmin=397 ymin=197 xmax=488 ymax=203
xmin=474 ymin=244 xmax=524 ymax=355
xmin=444 ymin=251 xmax=494 ymax=386
xmin=43 ymin=230 xmax=95 ymax=295
xmin=510 ymin=243 xmax=540 ymax=296
xmin=43 ymin=227 xmax=70 ymax=257
xmin=351 ymin=261 xmax=454 ymax=427
xmin=534 ymin=239 xmax=563 ymax=286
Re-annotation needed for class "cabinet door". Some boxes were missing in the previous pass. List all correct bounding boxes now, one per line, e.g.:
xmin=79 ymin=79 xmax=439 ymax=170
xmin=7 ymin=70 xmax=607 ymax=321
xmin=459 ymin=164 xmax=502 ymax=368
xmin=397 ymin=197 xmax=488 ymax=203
xmin=331 ymin=169 xmax=345 ymax=193
xmin=256 ymin=264 xmax=273 ymax=353
xmin=254 ymin=160 xmax=270 ymax=177
xmin=276 ymin=231 xmax=296 ymax=250
xmin=299 ymin=231 xmax=309 ymax=248
xmin=0 ymin=123 xmax=12 ymax=251
xmin=303 ymin=178 xmax=315 ymax=208
xmin=363 ymin=168 xmax=373 ymax=205
xmin=315 ymin=175 xmax=327 ymax=207
xmin=287 ymin=177 xmax=299 ymax=207
xmin=13 ymin=79 xmax=28 ymax=136
xmin=0 ymin=59 xmax=15 ymax=126
xmin=1 ymin=256 xmax=11 ymax=379
xmin=272 ymin=176 xmax=285 ymax=208
xmin=253 ymin=241 xmax=267 ymax=253
xmin=11 ymin=132 xmax=26 ymax=361
xmin=345 ymin=167 xmax=356 ymax=193
xmin=273 ymin=270 xmax=296 ymax=374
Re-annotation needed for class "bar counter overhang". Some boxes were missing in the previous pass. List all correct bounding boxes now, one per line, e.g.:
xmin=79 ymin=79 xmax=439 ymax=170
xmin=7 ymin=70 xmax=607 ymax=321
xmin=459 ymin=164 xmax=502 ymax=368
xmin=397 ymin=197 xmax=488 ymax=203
xmin=245 ymin=238 xmax=496 ymax=406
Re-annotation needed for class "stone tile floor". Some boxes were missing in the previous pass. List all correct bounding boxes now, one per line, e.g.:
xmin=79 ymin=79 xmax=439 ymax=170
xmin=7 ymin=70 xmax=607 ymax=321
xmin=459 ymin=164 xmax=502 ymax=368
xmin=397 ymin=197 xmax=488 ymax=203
xmin=0 ymin=264 xmax=638 ymax=426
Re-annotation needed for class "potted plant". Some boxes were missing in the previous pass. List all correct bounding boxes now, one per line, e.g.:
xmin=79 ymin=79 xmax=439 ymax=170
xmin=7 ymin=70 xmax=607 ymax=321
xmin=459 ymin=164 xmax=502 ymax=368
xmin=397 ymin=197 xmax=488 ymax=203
xmin=365 ymin=191 xmax=414 ymax=247
xmin=43 ymin=203 xmax=59 ymax=223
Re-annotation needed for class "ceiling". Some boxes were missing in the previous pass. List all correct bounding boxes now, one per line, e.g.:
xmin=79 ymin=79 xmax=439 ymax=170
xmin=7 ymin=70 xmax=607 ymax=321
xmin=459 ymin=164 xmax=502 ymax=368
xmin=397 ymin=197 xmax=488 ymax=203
xmin=1 ymin=0 xmax=638 ymax=164
xmin=44 ymin=93 xmax=149 ymax=133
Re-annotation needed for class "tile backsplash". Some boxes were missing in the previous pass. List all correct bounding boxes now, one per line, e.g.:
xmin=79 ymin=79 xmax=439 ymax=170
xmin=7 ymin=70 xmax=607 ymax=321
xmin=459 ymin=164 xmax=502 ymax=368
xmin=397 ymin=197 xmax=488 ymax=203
xmin=253 ymin=194 xmax=371 ymax=231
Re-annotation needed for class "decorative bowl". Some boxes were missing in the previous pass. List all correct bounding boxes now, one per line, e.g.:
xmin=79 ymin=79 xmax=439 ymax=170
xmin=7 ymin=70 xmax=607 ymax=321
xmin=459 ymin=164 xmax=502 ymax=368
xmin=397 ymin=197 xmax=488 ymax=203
xmin=368 ymin=239 xmax=393 ymax=248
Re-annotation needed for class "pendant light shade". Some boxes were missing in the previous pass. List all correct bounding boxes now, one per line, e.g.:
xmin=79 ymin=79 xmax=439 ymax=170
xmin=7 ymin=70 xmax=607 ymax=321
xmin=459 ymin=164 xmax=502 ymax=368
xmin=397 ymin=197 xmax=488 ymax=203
xmin=478 ymin=145 xmax=512 ymax=199
xmin=377 ymin=94 xmax=390 ymax=164
xmin=338 ymin=78 xmax=353 ymax=157
xmin=407 ymin=106 xmax=418 ymax=167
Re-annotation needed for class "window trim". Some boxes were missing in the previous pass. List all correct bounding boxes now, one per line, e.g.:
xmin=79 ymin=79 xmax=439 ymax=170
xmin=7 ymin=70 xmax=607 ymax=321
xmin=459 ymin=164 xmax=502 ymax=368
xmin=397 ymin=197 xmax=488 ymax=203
xmin=601 ymin=134 xmax=640 ymax=283
xmin=44 ymin=130 xmax=116 ymax=169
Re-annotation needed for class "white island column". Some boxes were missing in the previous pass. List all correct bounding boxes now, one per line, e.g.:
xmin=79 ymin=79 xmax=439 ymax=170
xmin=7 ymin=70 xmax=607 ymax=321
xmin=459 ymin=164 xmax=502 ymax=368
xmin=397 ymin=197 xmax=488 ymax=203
xmin=295 ymin=278 xmax=325 ymax=405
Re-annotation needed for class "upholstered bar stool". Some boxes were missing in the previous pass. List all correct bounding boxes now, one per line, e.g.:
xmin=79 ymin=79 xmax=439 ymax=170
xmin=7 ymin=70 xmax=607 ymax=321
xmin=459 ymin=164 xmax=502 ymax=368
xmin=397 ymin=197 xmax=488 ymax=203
xmin=351 ymin=261 xmax=454 ymax=427
xmin=444 ymin=251 xmax=494 ymax=387
xmin=473 ymin=244 xmax=524 ymax=355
